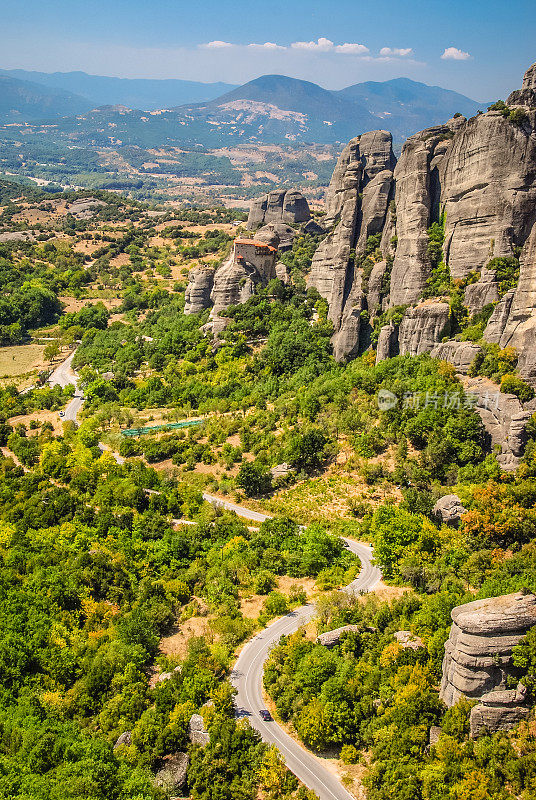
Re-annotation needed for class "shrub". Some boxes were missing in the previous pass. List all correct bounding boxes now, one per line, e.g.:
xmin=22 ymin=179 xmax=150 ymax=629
xmin=500 ymin=374 xmax=535 ymax=403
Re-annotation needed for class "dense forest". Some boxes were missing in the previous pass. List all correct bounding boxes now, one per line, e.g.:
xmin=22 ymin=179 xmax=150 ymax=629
xmin=0 ymin=182 xmax=535 ymax=799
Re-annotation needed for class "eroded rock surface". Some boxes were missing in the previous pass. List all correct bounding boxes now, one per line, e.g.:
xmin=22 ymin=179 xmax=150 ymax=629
xmin=154 ymin=752 xmax=189 ymax=794
xmin=433 ymin=494 xmax=467 ymax=526
xmin=462 ymin=376 xmax=532 ymax=469
xmin=317 ymin=625 xmax=360 ymax=648
xmin=184 ymin=267 xmax=215 ymax=315
xmin=247 ymin=189 xmax=310 ymax=229
xmin=308 ymin=130 xmax=395 ymax=360
xmin=440 ymin=592 xmax=536 ymax=737
xmin=188 ymin=714 xmax=210 ymax=746
xmin=430 ymin=340 xmax=482 ymax=374
xmin=398 ymin=302 xmax=450 ymax=356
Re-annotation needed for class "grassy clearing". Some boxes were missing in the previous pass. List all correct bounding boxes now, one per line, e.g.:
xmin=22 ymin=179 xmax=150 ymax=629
xmin=0 ymin=344 xmax=46 ymax=382
xmin=254 ymin=469 xmax=401 ymax=531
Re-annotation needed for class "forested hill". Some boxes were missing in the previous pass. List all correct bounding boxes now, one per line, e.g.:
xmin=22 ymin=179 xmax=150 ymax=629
xmin=0 ymin=187 xmax=535 ymax=799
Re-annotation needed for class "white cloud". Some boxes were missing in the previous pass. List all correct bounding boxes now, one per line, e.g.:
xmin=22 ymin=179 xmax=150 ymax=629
xmin=291 ymin=37 xmax=334 ymax=52
xmin=379 ymin=47 xmax=413 ymax=57
xmin=335 ymin=43 xmax=370 ymax=55
xmin=200 ymin=40 xmax=234 ymax=49
xmin=248 ymin=42 xmax=286 ymax=51
xmin=441 ymin=47 xmax=471 ymax=61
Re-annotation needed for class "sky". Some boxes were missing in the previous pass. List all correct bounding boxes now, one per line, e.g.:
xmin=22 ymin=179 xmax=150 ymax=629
xmin=2 ymin=0 xmax=535 ymax=99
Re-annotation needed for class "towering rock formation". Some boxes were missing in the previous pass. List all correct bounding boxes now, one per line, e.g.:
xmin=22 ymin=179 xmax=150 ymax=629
xmin=187 ymin=61 xmax=536 ymax=400
xmin=485 ymin=220 xmax=536 ymax=384
xmin=184 ymin=267 xmax=215 ymax=315
xmin=388 ymin=127 xmax=448 ymax=306
xmin=308 ymin=130 xmax=396 ymax=360
xmin=306 ymin=62 xmax=536 ymax=367
xmin=247 ymin=189 xmax=311 ymax=230
xmin=440 ymin=592 xmax=536 ymax=737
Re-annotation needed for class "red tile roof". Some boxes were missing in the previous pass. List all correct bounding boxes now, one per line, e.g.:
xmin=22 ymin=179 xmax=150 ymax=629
xmin=234 ymin=238 xmax=276 ymax=252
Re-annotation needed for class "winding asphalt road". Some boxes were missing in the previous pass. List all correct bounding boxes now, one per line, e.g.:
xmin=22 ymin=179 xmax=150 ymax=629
xmin=47 ymin=355 xmax=382 ymax=798
xmin=47 ymin=351 xmax=84 ymax=422
xmin=230 ymin=540 xmax=380 ymax=800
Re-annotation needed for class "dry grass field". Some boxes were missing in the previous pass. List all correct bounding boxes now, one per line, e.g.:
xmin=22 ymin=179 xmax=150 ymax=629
xmin=0 ymin=344 xmax=47 ymax=382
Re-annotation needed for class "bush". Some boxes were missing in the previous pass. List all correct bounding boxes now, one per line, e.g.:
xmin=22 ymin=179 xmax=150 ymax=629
xmin=500 ymin=374 xmax=535 ymax=403
xmin=263 ymin=591 xmax=289 ymax=618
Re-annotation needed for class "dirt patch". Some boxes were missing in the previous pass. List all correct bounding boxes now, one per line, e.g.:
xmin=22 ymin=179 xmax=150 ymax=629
xmin=59 ymin=296 xmax=122 ymax=313
xmin=9 ymin=409 xmax=64 ymax=435
xmin=158 ymin=615 xmax=209 ymax=662
xmin=240 ymin=578 xmax=316 ymax=620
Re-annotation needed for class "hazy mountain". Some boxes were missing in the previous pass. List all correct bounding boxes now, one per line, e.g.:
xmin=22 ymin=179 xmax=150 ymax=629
xmin=201 ymin=74 xmax=486 ymax=142
xmin=337 ymin=77 xmax=487 ymax=134
xmin=0 ymin=75 xmax=92 ymax=122
xmin=0 ymin=69 xmax=236 ymax=111
xmin=0 ymin=70 xmax=488 ymax=149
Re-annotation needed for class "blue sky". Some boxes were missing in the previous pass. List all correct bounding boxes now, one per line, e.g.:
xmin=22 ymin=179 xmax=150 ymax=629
xmin=2 ymin=0 xmax=534 ymax=98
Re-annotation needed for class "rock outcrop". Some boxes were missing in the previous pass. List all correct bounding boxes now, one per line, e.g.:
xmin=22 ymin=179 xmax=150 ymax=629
xmin=375 ymin=323 xmax=399 ymax=364
xmin=308 ymin=130 xmax=395 ymax=360
xmin=114 ymin=731 xmax=132 ymax=749
xmin=188 ymin=714 xmax=210 ymax=746
xmin=154 ymin=752 xmax=189 ymax=795
xmin=317 ymin=624 xmax=360 ymax=648
xmin=200 ymin=237 xmax=278 ymax=320
xmin=462 ymin=376 xmax=532 ymax=469
xmin=432 ymin=494 xmax=467 ymax=526
xmin=507 ymin=62 xmax=536 ymax=108
xmin=440 ymin=592 xmax=536 ymax=737
xmin=430 ymin=340 xmax=482 ymax=374
xmin=398 ymin=302 xmax=450 ymax=356
xmin=256 ymin=222 xmax=295 ymax=250
xmin=247 ymin=189 xmax=310 ymax=229
xmin=485 ymin=220 xmax=536 ymax=385
xmin=184 ymin=267 xmax=215 ymax=315
xmin=303 ymin=63 xmax=536 ymax=364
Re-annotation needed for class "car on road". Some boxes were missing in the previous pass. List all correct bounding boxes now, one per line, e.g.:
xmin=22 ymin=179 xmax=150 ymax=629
xmin=259 ymin=709 xmax=272 ymax=721
xmin=59 ymin=411 xmax=65 ymax=417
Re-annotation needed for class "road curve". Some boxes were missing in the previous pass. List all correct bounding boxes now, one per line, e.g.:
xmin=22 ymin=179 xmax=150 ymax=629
xmin=47 ymin=351 xmax=84 ymax=423
xmin=230 ymin=540 xmax=381 ymax=800
xmin=45 ymin=358 xmax=382 ymax=800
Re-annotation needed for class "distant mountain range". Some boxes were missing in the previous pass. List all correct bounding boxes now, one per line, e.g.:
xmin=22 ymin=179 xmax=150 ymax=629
xmin=202 ymin=75 xmax=488 ymax=143
xmin=0 ymin=69 xmax=236 ymax=111
xmin=0 ymin=75 xmax=92 ymax=121
xmin=0 ymin=69 xmax=490 ymax=145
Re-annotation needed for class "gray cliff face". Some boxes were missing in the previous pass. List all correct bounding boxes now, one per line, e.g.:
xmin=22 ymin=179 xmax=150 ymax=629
xmin=375 ymin=302 xmax=450 ymax=362
xmin=355 ymin=170 xmax=394 ymax=256
xmin=430 ymin=340 xmax=482 ymax=375
xmin=397 ymin=302 xmax=450 ymax=356
xmin=461 ymin=376 xmax=533 ymax=469
xmin=388 ymin=129 xmax=446 ymax=306
xmin=440 ymin=592 xmax=536 ymax=737
xmin=184 ymin=267 xmax=215 ymax=315
xmin=210 ymin=253 xmax=269 ymax=316
xmin=247 ymin=189 xmax=311 ymax=229
xmin=487 ymin=220 xmax=536 ymax=384
xmin=305 ymin=63 xmax=536 ymax=368
xmin=308 ymin=130 xmax=395 ymax=360
xmin=439 ymin=111 xmax=536 ymax=282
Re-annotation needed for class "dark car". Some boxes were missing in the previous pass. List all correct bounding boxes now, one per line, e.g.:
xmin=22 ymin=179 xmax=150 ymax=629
xmin=259 ymin=709 xmax=272 ymax=721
